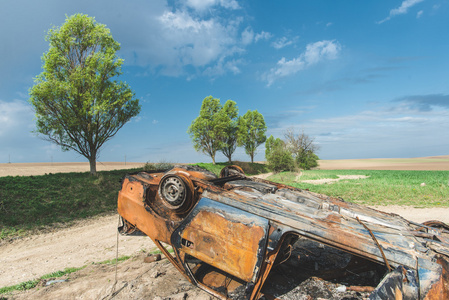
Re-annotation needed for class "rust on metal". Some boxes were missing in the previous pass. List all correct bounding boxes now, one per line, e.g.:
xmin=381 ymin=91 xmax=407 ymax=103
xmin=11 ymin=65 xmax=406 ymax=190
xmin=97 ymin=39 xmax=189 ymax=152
xmin=117 ymin=165 xmax=449 ymax=299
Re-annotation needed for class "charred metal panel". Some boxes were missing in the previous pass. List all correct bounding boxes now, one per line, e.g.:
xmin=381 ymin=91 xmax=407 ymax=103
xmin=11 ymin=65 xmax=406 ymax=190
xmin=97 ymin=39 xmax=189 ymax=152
xmin=171 ymin=197 xmax=269 ymax=283
xmin=369 ymin=266 xmax=419 ymax=300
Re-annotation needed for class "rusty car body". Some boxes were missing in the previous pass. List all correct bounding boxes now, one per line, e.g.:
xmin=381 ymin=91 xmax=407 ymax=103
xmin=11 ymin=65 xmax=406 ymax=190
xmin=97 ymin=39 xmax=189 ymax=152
xmin=117 ymin=165 xmax=449 ymax=299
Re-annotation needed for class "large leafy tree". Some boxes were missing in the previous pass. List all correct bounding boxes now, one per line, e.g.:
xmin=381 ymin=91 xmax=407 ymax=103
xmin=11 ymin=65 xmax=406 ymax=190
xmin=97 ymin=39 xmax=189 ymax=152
xmin=238 ymin=110 xmax=267 ymax=163
xmin=217 ymin=100 xmax=239 ymax=163
xmin=187 ymin=96 xmax=224 ymax=164
xmin=29 ymin=14 xmax=140 ymax=175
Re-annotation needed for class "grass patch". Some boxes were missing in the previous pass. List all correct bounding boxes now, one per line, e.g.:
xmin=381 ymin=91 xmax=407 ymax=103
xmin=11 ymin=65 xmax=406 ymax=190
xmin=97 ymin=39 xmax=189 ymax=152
xmin=0 ymin=266 xmax=84 ymax=294
xmin=193 ymin=161 xmax=270 ymax=176
xmin=0 ymin=168 xmax=143 ymax=239
xmin=148 ymin=247 xmax=174 ymax=255
xmin=269 ymin=170 xmax=449 ymax=207
xmin=96 ymin=255 xmax=131 ymax=265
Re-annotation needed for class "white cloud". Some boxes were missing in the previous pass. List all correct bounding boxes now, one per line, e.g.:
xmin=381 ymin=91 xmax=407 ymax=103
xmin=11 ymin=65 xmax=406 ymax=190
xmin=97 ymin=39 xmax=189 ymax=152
xmin=417 ymin=10 xmax=424 ymax=18
xmin=118 ymin=7 xmax=246 ymax=77
xmin=185 ymin=0 xmax=240 ymax=12
xmin=378 ymin=0 xmax=425 ymax=24
xmin=255 ymin=31 xmax=272 ymax=42
xmin=271 ymin=37 xmax=294 ymax=49
xmin=263 ymin=40 xmax=341 ymax=86
xmin=303 ymin=40 xmax=340 ymax=64
xmin=219 ymin=0 xmax=240 ymax=10
xmin=391 ymin=0 xmax=425 ymax=16
xmin=241 ymin=27 xmax=254 ymax=45
xmin=116 ymin=4 xmax=249 ymax=77
xmin=157 ymin=10 xmax=236 ymax=67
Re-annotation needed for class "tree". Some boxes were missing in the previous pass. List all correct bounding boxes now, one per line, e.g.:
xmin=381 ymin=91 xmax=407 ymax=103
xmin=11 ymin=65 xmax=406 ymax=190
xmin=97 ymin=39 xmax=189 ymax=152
xmin=297 ymin=152 xmax=319 ymax=170
xmin=284 ymin=128 xmax=320 ymax=170
xmin=217 ymin=100 xmax=239 ymax=163
xmin=238 ymin=110 xmax=267 ymax=163
xmin=265 ymin=135 xmax=295 ymax=172
xmin=187 ymin=96 xmax=224 ymax=164
xmin=29 ymin=14 xmax=140 ymax=175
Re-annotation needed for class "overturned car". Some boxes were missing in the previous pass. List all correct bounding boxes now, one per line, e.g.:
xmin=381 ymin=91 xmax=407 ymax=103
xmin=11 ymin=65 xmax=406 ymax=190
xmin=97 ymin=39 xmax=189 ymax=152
xmin=117 ymin=165 xmax=449 ymax=299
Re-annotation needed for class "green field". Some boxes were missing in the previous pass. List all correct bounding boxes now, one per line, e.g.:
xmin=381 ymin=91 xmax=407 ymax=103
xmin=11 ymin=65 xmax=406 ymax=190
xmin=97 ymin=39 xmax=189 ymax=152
xmin=268 ymin=170 xmax=449 ymax=207
xmin=0 ymin=168 xmax=143 ymax=239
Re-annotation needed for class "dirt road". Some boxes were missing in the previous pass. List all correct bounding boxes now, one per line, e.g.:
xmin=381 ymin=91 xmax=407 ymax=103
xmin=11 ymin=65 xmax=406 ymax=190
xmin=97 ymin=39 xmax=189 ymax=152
xmin=0 ymin=214 xmax=155 ymax=288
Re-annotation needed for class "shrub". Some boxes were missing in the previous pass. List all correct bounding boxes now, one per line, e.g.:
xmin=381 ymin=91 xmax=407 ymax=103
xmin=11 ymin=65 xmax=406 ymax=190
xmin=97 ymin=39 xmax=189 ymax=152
xmin=143 ymin=161 xmax=175 ymax=172
xmin=265 ymin=136 xmax=295 ymax=172
xmin=296 ymin=152 xmax=319 ymax=170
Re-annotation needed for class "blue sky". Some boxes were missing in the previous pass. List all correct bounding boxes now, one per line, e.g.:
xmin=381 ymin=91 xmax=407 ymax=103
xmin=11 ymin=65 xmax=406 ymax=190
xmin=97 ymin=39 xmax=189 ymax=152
xmin=1 ymin=0 xmax=449 ymax=164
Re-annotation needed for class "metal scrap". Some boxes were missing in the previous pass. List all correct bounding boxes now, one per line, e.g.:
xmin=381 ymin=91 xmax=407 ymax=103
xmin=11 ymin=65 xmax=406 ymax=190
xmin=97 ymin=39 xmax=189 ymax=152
xmin=117 ymin=165 xmax=449 ymax=299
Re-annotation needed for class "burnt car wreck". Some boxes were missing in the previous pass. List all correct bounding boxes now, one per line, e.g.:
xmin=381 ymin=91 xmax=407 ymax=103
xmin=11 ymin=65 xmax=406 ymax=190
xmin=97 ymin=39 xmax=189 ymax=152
xmin=117 ymin=165 xmax=449 ymax=299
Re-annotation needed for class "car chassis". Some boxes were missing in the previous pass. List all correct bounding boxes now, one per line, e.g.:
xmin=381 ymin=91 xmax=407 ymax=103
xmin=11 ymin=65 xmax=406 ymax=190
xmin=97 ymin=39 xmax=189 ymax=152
xmin=117 ymin=165 xmax=449 ymax=299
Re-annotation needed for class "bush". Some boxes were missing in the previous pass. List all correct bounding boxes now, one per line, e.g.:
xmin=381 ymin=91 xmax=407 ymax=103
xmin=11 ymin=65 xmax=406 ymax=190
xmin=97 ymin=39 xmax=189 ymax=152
xmin=265 ymin=136 xmax=295 ymax=172
xmin=143 ymin=161 xmax=175 ymax=172
xmin=268 ymin=149 xmax=295 ymax=172
xmin=296 ymin=152 xmax=319 ymax=170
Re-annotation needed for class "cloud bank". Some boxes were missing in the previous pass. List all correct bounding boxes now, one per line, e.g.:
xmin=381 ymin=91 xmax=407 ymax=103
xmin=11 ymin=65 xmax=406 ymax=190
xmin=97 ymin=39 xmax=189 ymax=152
xmin=263 ymin=40 xmax=341 ymax=86
xmin=378 ymin=0 xmax=425 ymax=24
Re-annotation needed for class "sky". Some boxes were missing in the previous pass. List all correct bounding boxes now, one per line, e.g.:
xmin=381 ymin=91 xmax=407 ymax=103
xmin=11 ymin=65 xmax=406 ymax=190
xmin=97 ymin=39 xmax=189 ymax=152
xmin=1 ymin=0 xmax=449 ymax=164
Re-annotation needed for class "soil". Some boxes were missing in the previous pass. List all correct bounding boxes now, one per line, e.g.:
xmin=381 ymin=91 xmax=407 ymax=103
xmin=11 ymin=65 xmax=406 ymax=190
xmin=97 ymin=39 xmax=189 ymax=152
xmin=317 ymin=155 xmax=449 ymax=170
xmin=301 ymin=174 xmax=370 ymax=185
xmin=0 ymin=162 xmax=145 ymax=177
xmin=1 ymin=159 xmax=449 ymax=299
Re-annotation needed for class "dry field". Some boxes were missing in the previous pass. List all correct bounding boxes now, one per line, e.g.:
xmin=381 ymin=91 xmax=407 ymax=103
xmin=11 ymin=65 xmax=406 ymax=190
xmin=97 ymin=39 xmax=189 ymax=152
xmin=317 ymin=155 xmax=449 ymax=170
xmin=1 ymin=155 xmax=448 ymax=178
xmin=0 ymin=161 xmax=145 ymax=177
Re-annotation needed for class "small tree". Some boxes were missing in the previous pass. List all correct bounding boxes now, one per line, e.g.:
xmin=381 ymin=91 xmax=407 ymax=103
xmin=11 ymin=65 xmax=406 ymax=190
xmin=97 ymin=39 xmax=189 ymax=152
xmin=265 ymin=135 xmax=295 ymax=172
xmin=29 ymin=14 xmax=140 ymax=175
xmin=297 ymin=152 xmax=319 ymax=170
xmin=284 ymin=128 xmax=320 ymax=170
xmin=187 ymin=96 xmax=224 ymax=164
xmin=238 ymin=110 xmax=267 ymax=163
xmin=217 ymin=100 xmax=239 ymax=163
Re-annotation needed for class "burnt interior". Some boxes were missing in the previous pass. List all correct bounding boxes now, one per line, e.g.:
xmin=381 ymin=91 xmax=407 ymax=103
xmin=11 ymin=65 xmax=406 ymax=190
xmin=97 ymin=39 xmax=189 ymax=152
xmin=262 ymin=237 xmax=386 ymax=299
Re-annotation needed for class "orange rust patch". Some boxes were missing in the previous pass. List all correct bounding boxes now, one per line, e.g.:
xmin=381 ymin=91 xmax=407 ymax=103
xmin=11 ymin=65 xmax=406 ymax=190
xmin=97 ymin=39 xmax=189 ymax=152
xmin=325 ymin=213 xmax=342 ymax=224
xmin=180 ymin=210 xmax=265 ymax=282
